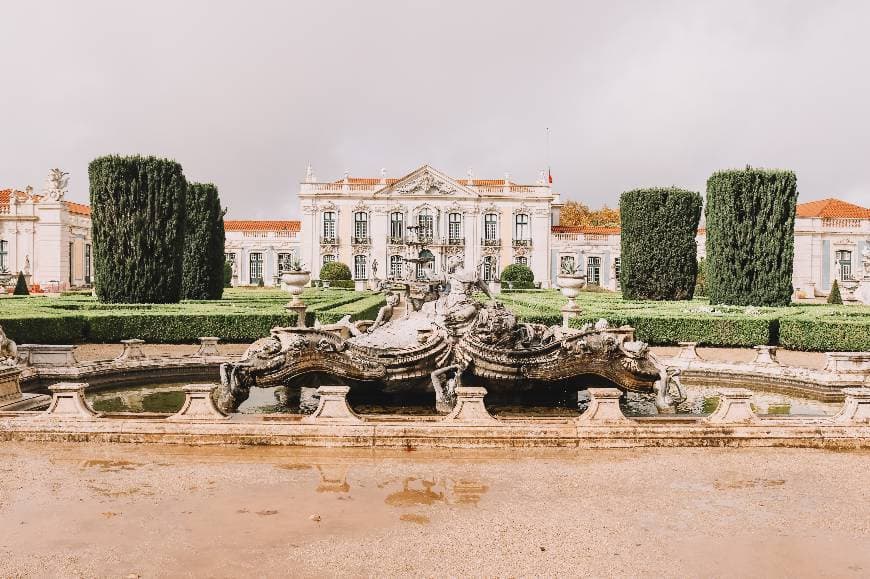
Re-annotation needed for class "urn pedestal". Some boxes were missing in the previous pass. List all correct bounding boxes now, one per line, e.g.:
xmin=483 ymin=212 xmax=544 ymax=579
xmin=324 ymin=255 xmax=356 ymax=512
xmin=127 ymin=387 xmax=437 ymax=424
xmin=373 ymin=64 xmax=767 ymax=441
xmin=282 ymin=271 xmax=311 ymax=328
xmin=557 ymin=275 xmax=587 ymax=327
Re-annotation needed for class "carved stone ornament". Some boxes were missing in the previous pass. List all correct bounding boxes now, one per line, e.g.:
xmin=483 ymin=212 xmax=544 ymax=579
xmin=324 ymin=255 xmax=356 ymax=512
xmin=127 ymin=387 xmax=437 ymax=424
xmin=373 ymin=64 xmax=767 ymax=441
xmin=319 ymin=201 xmax=338 ymax=213
xmin=512 ymin=203 xmax=532 ymax=217
xmin=482 ymin=204 xmax=501 ymax=216
xmin=301 ymin=204 xmax=317 ymax=215
xmin=482 ymin=245 xmax=500 ymax=257
xmin=395 ymin=172 xmax=456 ymax=196
xmin=44 ymin=168 xmax=69 ymax=201
xmin=351 ymin=200 xmax=370 ymax=214
xmin=514 ymin=245 xmax=530 ymax=257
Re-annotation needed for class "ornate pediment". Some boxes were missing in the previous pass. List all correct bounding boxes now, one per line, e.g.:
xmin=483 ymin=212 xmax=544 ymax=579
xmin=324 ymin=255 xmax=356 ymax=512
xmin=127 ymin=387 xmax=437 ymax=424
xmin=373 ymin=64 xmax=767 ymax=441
xmin=378 ymin=165 xmax=477 ymax=198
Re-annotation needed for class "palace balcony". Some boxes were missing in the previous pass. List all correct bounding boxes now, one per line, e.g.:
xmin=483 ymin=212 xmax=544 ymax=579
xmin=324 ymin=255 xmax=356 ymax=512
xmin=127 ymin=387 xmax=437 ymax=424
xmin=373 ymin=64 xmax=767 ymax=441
xmin=387 ymin=235 xmax=405 ymax=245
xmin=512 ymin=238 xmax=532 ymax=248
xmin=447 ymin=237 xmax=465 ymax=246
xmin=320 ymin=235 xmax=339 ymax=245
xmin=351 ymin=236 xmax=372 ymax=245
xmin=481 ymin=238 xmax=501 ymax=247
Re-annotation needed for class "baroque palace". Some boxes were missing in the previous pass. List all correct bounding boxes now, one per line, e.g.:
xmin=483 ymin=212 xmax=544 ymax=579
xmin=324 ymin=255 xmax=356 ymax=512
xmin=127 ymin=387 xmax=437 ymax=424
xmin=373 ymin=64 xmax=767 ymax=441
xmin=1 ymin=166 xmax=868 ymax=295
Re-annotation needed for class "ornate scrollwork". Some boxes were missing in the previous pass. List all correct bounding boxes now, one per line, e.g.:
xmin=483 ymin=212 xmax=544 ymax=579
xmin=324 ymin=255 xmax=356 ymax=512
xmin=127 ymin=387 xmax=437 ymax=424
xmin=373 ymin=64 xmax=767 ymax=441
xmin=395 ymin=172 xmax=456 ymax=196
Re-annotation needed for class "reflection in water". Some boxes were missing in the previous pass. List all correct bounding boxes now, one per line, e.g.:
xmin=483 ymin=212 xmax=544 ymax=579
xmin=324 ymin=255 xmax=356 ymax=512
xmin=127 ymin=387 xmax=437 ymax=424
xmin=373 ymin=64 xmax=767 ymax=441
xmin=316 ymin=465 xmax=350 ymax=494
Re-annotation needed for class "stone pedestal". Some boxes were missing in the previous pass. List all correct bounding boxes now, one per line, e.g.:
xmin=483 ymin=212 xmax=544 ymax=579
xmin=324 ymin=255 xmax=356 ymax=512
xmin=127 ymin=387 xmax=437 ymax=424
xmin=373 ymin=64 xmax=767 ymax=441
xmin=44 ymin=382 xmax=98 ymax=418
xmin=286 ymin=304 xmax=308 ymax=328
xmin=195 ymin=337 xmax=221 ymax=357
xmin=115 ymin=339 xmax=146 ymax=361
xmin=833 ymin=388 xmax=870 ymax=424
xmin=443 ymin=386 xmax=497 ymax=423
xmin=560 ymin=303 xmax=581 ymax=328
xmin=824 ymin=352 xmax=870 ymax=375
xmin=168 ymin=384 xmax=228 ymax=421
xmin=706 ymin=388 xmax=757 ymax=424
xmin=18 ymin=344 xmax=77 ymax=367
xmin=677 ymin=342 xmax=700 ymax=361
xmin=752 ymin=345 xmax=779 ymax=366
xmin=576 ymin=388 xmax=629 ymax=424
xmin=801 ymin=281 xmax=816 ymax=298
xmin=303 ymin=386 xmax=362 ymax=424
xmin=0 ymin=366 xmax=22 ymax=400
xmin=855 ymin=279 xmax=870 ymax=305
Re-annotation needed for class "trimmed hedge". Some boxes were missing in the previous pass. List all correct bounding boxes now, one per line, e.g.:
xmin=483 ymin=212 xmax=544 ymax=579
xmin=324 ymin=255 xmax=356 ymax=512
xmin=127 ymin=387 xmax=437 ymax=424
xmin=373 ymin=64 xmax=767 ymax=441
xmin=182 ymin=183 xmax=225 ymax=300
xmin=706 ymin=167 xmax=798 ymax=306
xmin=90 ymin=155 xmax=188 ymax=303
xmin=779 ymin=307 xmax=870 ymax=352
xmin=620 ymin=187 xmax=702 ymax=300
xmin=320 ymin=262 xmax=352 ymax=281
xmin=500 ymin=264 xmax=535 ymax=290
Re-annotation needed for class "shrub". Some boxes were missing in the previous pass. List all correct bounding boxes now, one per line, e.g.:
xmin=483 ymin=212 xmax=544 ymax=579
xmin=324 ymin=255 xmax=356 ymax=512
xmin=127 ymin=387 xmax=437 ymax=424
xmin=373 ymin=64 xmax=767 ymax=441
xmin=320 ymin=261 xmax=352 ymax=281
xmin=500 ymin=264 xmax=535 ymax=289
xmin=706 ymin=167 xmax=798 ymax=306
xmin=779 ymin=311 xmax=870 ymax=351
xmin=324 ymin=279 xmax=355 ymax=289
xmin=695 ymin=258 xmax=708 ymax=297
xmin=224 ymin=261 xmax=233 ymax=288
xmin=827 ymin=279 xmax=842 ymax=305
xmin=619 ymin=187 xmax=702 ymax=300
xmin=182 ymin=183 xmax=225 ymax=300
xmin=13 ymin=272 xmax=29 ymax=296
xmin=89 ymin=155 xmax=187 ymax=303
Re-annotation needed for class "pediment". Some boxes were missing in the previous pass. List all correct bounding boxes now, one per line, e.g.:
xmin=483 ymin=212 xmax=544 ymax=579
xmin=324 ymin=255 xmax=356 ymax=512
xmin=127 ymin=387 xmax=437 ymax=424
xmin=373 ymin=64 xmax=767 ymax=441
xmin=375 ymin=165 xmax=477 ymax=198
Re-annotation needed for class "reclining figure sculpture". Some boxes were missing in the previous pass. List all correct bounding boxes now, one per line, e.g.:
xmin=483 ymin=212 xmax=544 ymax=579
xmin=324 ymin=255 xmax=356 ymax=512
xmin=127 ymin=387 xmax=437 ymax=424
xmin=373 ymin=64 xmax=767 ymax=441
xmin=216 ymin=265 xmax=684 ymax=414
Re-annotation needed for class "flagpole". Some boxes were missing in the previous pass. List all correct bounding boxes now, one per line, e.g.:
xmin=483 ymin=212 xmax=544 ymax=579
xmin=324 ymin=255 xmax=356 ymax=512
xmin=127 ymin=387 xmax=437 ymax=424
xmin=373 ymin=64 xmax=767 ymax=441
xmin=546 ymin=127 xmax=552 ymax=185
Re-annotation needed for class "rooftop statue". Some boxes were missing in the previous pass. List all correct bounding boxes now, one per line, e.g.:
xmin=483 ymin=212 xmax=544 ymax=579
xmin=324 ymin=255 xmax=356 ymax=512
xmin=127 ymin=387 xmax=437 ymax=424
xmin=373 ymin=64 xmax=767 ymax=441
xmin=44 ymin=168 xmax=69 ymax=201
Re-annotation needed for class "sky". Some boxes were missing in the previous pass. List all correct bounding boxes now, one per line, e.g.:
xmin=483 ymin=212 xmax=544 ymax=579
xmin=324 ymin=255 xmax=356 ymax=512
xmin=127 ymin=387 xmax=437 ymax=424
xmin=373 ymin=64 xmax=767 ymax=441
xmin=1 ymin=0 xmax=868 ymax=219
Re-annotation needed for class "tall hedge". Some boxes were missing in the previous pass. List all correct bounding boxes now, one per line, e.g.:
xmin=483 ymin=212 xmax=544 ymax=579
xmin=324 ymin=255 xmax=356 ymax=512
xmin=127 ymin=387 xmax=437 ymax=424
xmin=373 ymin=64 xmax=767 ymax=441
xmin=706 ymin=167 xmax=797 ymax=306
xmin=619 ymin=187 xmax=702 ymax=300
xmin=89 ymin=155 xmax=187 ymax=303
xmin=182 ymin=183 xmax=225 ymax=300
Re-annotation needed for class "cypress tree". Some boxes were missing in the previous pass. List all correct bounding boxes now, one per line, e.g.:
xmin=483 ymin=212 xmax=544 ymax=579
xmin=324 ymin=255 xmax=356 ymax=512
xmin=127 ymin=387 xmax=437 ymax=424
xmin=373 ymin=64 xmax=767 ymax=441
xmin=827 ymin=279 xmax=842 ymax=304
xmin=619 ymin=187 xmax=702 ymax=300
xmin=182 ymin=183 xmax=226 ymax=300
xmin=89 ymin=155 xmax=187 ymax=303
xmin=706 ymin=167 xmax=797 ymax=306
xmin=13 ymin=271 xmax=29 ymax=296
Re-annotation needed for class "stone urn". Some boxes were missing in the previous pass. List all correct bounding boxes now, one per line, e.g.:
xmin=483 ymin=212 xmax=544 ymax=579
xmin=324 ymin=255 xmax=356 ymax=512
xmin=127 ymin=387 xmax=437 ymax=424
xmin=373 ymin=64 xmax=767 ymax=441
xmin=557 ymin=274 xmax=586 ymax=325
xmin=281 ymin=270 xmax=311 ymax=306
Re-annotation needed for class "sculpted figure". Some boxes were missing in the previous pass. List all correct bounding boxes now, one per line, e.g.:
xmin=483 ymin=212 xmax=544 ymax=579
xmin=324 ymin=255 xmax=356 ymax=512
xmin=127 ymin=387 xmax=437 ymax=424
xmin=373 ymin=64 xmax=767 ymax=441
xmin=0 ymin=326 xmax=19 ymax=366
xmin=430 ymin=364 xmax=461 ymax=413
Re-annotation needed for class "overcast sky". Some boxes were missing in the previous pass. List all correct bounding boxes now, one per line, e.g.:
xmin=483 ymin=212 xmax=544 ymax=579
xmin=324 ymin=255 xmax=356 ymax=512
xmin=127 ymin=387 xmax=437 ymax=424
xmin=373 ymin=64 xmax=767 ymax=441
xmin=1 ymin=0 xmax=868 ymax=218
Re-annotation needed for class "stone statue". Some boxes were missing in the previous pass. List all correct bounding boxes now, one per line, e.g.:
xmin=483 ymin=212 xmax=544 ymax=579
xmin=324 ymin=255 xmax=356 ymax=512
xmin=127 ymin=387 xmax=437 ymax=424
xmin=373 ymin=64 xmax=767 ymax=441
xmin=368 ymin=292 xmax=400 ymax=332
xmin=0 ymin=326 xmax=19 ymax=367
xmin=430 ymin=364 xmax=461 ymax=413
xmin=23 ymin=255 xmax=30 ymax=276
xmin=44 ymin=168 xmax=69 ymax=201
xmin=371 ymin=259 xmax=378 ymax=277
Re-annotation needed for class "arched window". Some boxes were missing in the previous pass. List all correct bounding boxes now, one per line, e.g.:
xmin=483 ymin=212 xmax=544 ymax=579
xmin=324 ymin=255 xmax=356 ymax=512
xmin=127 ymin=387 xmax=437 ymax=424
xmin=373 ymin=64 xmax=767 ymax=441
xmin=353 ymin=255 xmax=367 ymax=280
xmin=322 ymin=211 xmax=336 ymax=242
xmin=389 ymin=255 xmax=403 ymax=279
xmin=448 ymin=212 xmax=462 ymax=244
xmin=481 ymin=255 xmax=496 ymax=282
xmin=514 ymin=213 xmax=530 ymax=244
xmin=484 ymin=213 xmax=498 ymax=243
xmin=390 ymin=212 xmax=404 ymax=242
xmin=353 ymin=212 xmax=368 ymax=243
xmin=417 ymin=208 xmax=434 ymax=240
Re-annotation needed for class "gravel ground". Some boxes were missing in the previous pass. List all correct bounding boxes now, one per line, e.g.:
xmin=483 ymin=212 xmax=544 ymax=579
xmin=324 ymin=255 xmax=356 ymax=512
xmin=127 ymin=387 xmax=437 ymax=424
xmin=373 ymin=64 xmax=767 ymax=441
xmin=0 ymin=442 xmax=867 ymax=577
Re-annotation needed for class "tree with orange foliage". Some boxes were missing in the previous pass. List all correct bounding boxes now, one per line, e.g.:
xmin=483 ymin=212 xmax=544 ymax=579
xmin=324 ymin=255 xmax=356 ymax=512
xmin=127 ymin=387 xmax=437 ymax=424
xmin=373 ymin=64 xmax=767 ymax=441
xmin=559 ymin=201 xmax=620 ymax=227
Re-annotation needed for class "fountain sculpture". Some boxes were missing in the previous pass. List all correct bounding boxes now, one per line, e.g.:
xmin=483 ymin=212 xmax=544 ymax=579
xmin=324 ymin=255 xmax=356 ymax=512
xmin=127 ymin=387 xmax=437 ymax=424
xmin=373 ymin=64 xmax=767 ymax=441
xmin=216 ymin=263 xmax=684 ymax=414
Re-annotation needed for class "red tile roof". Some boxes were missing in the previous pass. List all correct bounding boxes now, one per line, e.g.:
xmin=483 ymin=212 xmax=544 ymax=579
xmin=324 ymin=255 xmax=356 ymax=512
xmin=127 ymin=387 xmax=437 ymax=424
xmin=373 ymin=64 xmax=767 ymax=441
xmin=224 ymin=220 xmax=300 ymax=232
xmin=551 ymin=225 xmax=621 ymax=235
xmin=64 ymin=201 xmax=91 ymax=216
xmin=796 ymin=198 xmax=870 ymax=219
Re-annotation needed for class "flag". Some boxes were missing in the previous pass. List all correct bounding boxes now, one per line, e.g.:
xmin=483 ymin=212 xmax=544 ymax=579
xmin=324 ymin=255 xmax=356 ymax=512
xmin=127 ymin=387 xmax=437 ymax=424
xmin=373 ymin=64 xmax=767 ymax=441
xmin=548 ymin=168 xmax=553 ymax=184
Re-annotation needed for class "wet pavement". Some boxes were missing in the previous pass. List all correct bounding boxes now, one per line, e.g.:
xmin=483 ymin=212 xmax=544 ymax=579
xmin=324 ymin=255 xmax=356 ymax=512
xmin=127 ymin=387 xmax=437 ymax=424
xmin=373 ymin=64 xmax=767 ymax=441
xmin=1 ymin=442 xmax=868 ymax=577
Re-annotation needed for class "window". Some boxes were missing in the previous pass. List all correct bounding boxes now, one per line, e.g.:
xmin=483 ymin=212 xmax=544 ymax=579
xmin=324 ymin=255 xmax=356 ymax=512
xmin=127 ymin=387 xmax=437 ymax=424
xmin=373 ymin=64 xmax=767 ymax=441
xmin=560 ymin=255 xmax=575 ymax=273
xmin=322 ymin=211 xmax=336 ymax=241
xmin=614 ymin=257 xmax=621 ymax=285
xmin=417 ymin=209 xmax=433 ymax=240
xmin=836 ymin=250 xmax=852 ymax=281
xmin=353 ymin=211 xmax=368 ymax=243
xmin=484 ymin=213 xmax=498 ymax=241
xmin=390 ymin=211 xmax=404 ymax=241
xmin=354 ymin=255 xmax=367 ymax=280
xmin=448 ymin=212 xmax=462 ymax=243
xmin=587 ymin=256 xmax=601 ymax=285
xmin=389 ymin=255 xmax=403 ymax=279
xmin=249 ymin=252 xmax=263 ymax=284
xmin=225 ymin=252 xmax=236 ymax=265
xmin=322 ymin=254 xmax=336 ymax=266
xmin=515 ymin=256 xmax=528 ymax=266
xmin=0 ymin=240 xmax=7 ymax=272
xmin=482 ymin=255 xmax=496 ymax=282
xmin=277 ymin=253 xmax=294 ymax=275
xmin=85 ymin=244 xmax=92 ymax=284
xmin=514 ymin=214 xmax=530 ymax=242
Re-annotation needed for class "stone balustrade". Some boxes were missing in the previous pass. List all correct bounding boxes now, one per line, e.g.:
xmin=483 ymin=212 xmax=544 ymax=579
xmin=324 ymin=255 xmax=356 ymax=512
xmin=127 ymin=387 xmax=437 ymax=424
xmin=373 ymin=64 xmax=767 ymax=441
xmin=18 ymin=345 xmax=78 ymax=367
xmin=44 ymin=382 xmax=98 ymax=418
xmin=194 ymin=337 xmax=221 ymax=357
xmin=115 ymin=339 xmax=146 ymax=361
xmin=706 ymin=388 xmax=757 ymax=424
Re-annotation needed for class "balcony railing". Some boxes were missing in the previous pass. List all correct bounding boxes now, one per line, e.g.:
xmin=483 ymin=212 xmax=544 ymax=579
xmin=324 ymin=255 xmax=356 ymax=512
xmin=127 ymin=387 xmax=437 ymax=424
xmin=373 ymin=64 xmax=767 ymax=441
xmin=512 ymin=239 xmax=532 ymax=248
xmin=387 ymin=235 xmax=405 ymax=245
xmin=320 ymin=235 xmax=339 ymax=244
xmin=447 ymin=237 xmax=465 ymax=246
xmin=481 ymin=238 xmax=501 ymax=247
xmin=351 ymin=236 xmax=372 ymax=245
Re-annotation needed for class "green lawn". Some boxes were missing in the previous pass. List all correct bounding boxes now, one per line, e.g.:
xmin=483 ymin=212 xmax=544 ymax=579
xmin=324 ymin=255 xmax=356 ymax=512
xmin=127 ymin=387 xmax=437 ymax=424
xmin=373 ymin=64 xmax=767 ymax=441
xmin=0 ymin=288 xmax=384 ymax=344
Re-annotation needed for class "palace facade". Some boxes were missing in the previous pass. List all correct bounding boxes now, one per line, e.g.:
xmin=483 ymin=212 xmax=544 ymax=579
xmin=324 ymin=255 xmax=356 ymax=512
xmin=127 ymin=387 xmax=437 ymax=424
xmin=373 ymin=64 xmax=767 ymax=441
xmin=224 ymin=220 xmax=301 ymax=287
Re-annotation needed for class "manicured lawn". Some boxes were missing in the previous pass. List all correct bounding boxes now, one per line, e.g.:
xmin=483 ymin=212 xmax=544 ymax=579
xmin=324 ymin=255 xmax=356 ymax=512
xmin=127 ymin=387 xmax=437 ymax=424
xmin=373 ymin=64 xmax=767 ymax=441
xmin=0 ymin=288 xmax=384 ymax=344
xmin=494 ymin=289 xmax=870 ymax=352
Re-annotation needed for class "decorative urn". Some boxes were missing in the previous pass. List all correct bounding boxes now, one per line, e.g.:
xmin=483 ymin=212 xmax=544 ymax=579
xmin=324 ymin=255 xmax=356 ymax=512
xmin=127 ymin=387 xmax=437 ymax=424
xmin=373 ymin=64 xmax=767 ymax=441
xmin=281 ymin=270 xmax=311 ymax=306
xmin=556 ymin=270 xmax=587 ymax=317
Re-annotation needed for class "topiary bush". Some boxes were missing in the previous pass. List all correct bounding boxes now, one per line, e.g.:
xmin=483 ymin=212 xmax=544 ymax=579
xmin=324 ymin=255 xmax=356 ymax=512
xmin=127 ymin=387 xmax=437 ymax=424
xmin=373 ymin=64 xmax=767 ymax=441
xmin=89 ymin=155 xmax=187 ymax=303
xmin=695 ymin=258 xmax=708 ymax=297
xmin=827 ymin=279 xmax=842 ymax=305
xmin=619 ymin=187 xmax=702 ymax=300
xmin=500 ymin=264 xmax=535 ymax=289
xmin=182 ymin=183 xmax=225 ymax=300
xmin=320 ymin=261 xmax=352 ymax=281
xmin=706 ymin=167 xmax=798 ymax=306
xmin=224 ymin=261 xmax=233 ymax=288
xmin=13 ymin=271 xmax=29 ymax=296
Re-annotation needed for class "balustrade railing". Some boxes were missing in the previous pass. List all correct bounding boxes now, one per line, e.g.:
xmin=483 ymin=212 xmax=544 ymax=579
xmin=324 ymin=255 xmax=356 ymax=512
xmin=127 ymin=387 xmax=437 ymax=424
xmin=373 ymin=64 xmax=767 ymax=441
xmin=481 ymin=238 xmax=501 ymax=247
xmin=351 ymin=236 xmax=372 ymax=245
xmin=320 ymin=235 xmax=339 ymax=245
xmin=512 ymin=238 xmax=532 ymax=248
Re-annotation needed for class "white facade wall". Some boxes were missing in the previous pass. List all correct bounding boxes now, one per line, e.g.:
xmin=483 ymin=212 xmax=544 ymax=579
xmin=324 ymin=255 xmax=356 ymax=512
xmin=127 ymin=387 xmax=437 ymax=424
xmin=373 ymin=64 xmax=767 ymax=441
xmin=224 ymin=230 xmax=301 ymax=287
xmin=792 ymin=216 xmax=869 ymax=294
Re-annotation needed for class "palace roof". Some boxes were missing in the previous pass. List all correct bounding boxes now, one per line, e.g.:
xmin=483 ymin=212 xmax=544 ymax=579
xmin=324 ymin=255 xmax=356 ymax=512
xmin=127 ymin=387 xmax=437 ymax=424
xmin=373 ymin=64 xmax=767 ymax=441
xmin=0 ymin=188 xmax=91 ymax=216
xmin=224 ymin=220 xmax=301 ymax=232
xmin=796 ymin=198 xmax=870 ymax=219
